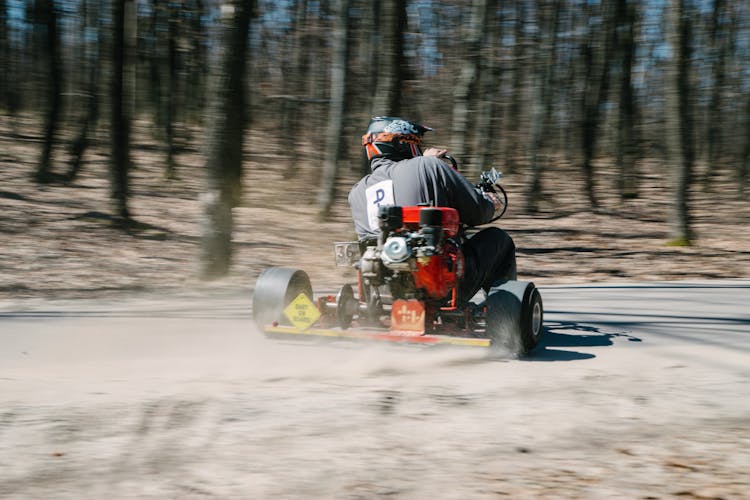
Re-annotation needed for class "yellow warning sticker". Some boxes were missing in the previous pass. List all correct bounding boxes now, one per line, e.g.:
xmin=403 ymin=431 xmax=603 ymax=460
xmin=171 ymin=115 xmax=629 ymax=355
xmin=283 ymin=293 xmax=321 ymax=331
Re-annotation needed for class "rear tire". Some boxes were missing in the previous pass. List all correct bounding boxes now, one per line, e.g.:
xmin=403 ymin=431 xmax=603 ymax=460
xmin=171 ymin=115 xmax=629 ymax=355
xmin=485 ymin=281 xmax=543 ymax=357
xmin=253 ymin=267 xmax=313 ymax=328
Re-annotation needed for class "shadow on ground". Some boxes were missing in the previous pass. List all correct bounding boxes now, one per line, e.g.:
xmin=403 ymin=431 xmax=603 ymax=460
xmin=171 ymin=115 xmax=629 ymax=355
xmin=528 ymin=320 xmax=642 ymax=362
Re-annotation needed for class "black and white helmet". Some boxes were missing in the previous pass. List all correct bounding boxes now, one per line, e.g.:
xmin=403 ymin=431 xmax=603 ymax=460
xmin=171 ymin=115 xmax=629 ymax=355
xmin=361 ymin=116 xmax=432 ymax=163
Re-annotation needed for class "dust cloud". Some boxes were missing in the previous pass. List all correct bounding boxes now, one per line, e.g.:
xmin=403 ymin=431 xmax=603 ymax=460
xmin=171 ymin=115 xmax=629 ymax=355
xmin=1 ymin=294 xmax=749 ymax=498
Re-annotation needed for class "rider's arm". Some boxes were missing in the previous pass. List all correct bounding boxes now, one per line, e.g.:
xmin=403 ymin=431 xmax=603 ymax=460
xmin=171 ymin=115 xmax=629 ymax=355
xmin=436 ymin=161 xmax=497 ymax=226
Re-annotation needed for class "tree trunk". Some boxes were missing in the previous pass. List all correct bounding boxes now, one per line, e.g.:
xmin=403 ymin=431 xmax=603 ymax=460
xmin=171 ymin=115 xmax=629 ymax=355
xmin=66 ymin=0 xmax=101 ymax=183
xmin=504 ymin=0 xmax=526 ymax=174
xmin=146 ymin=1 xmax=163 ymax=130
xmin=0 ymin=0 xmax=8 ymax=112
xmin=369 ymin=0 xmax=405 ymax=116
xmin=738 ymin=67 xmax=750 ymax=200
xmin=580 ymin=0 xmax=616 ymax=210
xmin=615 ymin=0 xmax=638 ymax=200
xmin=199 ymin=0 xmax=252 ymax=279
xmin=665 ymin=0 xmax=694 ymax=244
xmin=34 ymin=0 xmax=61 ymax=184
xmin=450 ymin=0 xmax=488 ymax=170
xmin=282 ymin=0 xmax=310 ymax=179
xmin=316 ymin=0 xmax=350 ymax=218
xmin=525 ymin=0 xmax=560 ymax=213
xmin=357 ymin=0 xmax=383 ymax=178
xmin=164 ymin=4 xmax=179 ymax=179
xmin=476 ymin=0 xmax=502 ymax=174
xmin=562 ymin=5 xmax=582 ymax=166
xmin=110 ymin=0 xmax=134 ymax=223
xmin=703 ymin=0 xmax=727 ymax=190
xmin=185 ymin=0 xmax=208 ymax=121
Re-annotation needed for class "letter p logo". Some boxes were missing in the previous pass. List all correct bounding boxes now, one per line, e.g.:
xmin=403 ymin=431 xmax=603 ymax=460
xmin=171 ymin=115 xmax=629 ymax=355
xmin=374 ymin=188 xmax=385 ymax=205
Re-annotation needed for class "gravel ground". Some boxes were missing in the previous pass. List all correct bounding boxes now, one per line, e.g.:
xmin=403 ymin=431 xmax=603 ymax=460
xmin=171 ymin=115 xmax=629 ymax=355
xmin=1 ymin=285 xmax=749 ymax=499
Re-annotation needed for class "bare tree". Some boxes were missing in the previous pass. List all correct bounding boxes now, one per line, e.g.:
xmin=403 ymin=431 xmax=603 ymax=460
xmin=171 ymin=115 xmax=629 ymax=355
xmin=475 ymin=0 xmax=502 ymax=173
xmin=449 ymin=0 xmax=488 ymax=170
xmin=702 ymin=0 xmax=729 ymax=189
xmin=164 ymin=2 xmax=180 ymax=178
xmin=504 ymin=0 xmax=527 ymax=174
xmin=316 ymin=0 xmax=350 ymax=218
xmin=33 ymin=0 xmax=62 ymax=184
xmin=199 ymin=0 xmax=253 ymax=279
xmin=525 ymin=0 xmax=560 ymax=213
xmin=579 ymin=0 xmax=616 ymax=209
xmin=614 ymin=0 xmax=638 ymax=200
xmin=110 ymin=0 xmax=136 ymax=223
xmin=66 ymin=0 xmax=101 ymax=183
xmin=741 ymin=101 xmax=749 ymax=198
xmin=143 ymin=1 xmax=183 ymax=178
xmin=184 ymin=0 xmax=208 ymax=120
xmin=665 ymin=0 xmax=694 ymax=244
xmin=281 ymin=0 xmax=311 ymax=179
xmin=0 ymin=0 xmax=8 ymax=112
xmin=370 ymin=0 xmax=405 ymax=116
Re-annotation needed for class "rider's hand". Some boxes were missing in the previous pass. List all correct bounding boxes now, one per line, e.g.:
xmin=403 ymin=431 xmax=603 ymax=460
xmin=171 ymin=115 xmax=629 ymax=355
xmin=484 ymin=191 xmax=506 ymax=218
xmin=423 ymin=148 xmax=447 ymax=158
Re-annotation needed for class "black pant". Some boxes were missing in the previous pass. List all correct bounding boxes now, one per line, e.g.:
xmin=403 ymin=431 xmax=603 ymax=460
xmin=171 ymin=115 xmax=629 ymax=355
xmin=460 ymin=227 xmax=517 ymax=301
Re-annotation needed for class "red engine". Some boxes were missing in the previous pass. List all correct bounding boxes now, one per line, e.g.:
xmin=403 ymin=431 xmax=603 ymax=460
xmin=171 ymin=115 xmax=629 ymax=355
xmin=401 ymin=207 xmax=463 ymax=300
xmin=363 ymin=206 xmax=464 ymax=303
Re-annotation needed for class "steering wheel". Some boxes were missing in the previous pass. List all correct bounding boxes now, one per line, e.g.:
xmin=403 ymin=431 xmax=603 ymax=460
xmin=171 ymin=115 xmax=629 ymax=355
xmin=489 ymin=184 xmax=508 ymax=222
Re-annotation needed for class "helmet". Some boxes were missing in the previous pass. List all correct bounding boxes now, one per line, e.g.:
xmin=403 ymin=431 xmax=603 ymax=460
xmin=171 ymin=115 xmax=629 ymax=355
xmin=362 ymin=116 xmax=432 ymax=162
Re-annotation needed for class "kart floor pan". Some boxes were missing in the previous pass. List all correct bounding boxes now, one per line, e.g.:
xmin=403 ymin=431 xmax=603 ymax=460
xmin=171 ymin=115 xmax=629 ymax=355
xmin=262 ymin=324 xmax=492 ymax=347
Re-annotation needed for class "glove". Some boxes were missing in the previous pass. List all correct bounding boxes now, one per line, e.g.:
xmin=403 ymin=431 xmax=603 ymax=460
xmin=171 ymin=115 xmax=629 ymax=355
xmin=483 ymin=190 xmax=506 ymax=219
xmin=477 ymin=168 xmax=502 ymax=192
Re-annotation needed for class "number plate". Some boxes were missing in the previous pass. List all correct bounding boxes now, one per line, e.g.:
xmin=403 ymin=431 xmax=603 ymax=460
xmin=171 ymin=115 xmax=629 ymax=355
xmin=334 ymin=242 xmax=361 ymax=267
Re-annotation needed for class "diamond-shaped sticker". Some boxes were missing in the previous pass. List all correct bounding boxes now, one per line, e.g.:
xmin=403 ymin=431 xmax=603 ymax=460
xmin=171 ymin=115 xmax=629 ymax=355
xmin=283 ymin=293 xmax=321 ymax=330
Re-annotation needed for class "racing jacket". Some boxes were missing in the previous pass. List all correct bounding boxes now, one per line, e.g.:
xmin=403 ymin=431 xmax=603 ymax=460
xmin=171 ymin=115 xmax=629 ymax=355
xmin=348 ymin=156 xmax=497 ymax=241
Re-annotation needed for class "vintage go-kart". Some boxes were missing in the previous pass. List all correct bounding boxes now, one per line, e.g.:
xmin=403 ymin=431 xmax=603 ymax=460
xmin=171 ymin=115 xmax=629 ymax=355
xmin=253 ymin=160 xmax=544 ymax=356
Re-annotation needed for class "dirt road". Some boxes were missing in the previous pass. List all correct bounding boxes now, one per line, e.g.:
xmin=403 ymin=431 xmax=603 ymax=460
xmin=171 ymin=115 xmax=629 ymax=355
xmin=1 ymin=281 xmax=749 ymax=499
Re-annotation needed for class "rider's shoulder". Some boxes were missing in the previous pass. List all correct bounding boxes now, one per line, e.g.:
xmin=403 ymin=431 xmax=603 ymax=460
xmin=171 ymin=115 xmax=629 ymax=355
xmin=400 ymin=155 xmax=446 ymax=172
xmin=413 ymin=156 xmax=457 ymax=178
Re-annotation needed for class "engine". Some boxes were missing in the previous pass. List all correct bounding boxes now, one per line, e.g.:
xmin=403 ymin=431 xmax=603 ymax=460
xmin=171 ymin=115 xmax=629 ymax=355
xmin=360 ymin=206 xmax=464 ymax=301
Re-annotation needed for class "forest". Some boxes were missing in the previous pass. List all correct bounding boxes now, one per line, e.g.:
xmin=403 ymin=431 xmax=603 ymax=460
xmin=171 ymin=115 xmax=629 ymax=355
xmin=1 ymin=0 xmax=749 ymax=281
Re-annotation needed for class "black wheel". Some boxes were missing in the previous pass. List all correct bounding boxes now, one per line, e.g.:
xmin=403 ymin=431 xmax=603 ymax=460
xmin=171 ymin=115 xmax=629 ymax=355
xmin=335 ymin=284 xmax=357 ymax=329
xmin=521 ymin=284 xmax=544 ymax=351
xmin=253 ymin=267 xmax=313 ymax=328
xmin=485 ymin=281 xmax=543 ymax=357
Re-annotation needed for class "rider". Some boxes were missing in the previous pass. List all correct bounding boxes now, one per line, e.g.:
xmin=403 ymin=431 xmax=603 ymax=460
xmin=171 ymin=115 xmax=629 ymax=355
xmin=348 ymin=116 xmax=517 ymax=301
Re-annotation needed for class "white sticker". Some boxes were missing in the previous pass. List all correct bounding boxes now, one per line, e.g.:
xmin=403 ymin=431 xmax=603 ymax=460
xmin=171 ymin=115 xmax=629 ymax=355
xmin=365 ymin=179 xmax=395 ymax=231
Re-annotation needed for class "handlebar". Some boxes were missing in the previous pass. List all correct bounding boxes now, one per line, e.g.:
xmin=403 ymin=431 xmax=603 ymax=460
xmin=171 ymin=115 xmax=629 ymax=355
xmin=476 ymin=167 xmax=508 ymax=222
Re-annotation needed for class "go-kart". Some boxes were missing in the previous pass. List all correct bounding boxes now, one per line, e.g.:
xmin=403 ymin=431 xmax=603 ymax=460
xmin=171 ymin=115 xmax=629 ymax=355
xmin=253 ymin=159 xmax=544 ymax=356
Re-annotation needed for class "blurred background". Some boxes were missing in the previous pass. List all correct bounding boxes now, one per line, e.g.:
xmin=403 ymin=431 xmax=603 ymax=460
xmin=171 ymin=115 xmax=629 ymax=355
xmin=1 ymin=0 xmax=749 ymax=292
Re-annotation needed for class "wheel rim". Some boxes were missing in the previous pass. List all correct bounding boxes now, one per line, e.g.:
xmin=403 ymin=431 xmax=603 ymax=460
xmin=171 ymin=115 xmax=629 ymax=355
xmin=336 ymin=284 xmax=356 ymax=329
xmin=531 ymin=300 xmax=542 ymax=337
xmin=285 ymin=272 xmax=313 ymax=303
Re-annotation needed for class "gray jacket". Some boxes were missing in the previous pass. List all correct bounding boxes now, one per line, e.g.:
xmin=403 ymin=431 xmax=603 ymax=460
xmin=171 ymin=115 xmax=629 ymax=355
xmin=348 ymin=156 xmax=496 ymax=240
